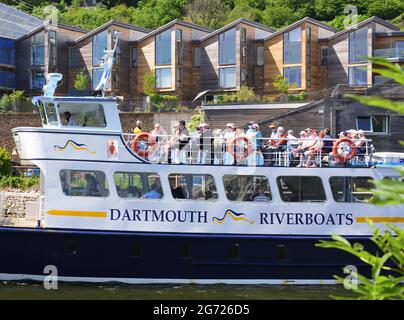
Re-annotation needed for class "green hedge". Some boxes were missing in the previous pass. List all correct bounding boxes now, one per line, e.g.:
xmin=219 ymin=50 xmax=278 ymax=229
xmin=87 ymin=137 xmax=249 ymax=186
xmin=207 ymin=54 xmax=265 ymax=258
xmin=0 ymin=176 xmax=40 ymax=190
xmin=0 ymin=148 xmax=12 ymax=176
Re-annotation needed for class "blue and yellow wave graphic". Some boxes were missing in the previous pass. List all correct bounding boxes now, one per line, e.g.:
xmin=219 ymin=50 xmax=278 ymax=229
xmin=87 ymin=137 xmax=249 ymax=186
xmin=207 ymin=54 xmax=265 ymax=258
xmin=54 ymin=140 xmax=96 ymax=154
xmin=212 ymin=209 xmax=255 ymax=225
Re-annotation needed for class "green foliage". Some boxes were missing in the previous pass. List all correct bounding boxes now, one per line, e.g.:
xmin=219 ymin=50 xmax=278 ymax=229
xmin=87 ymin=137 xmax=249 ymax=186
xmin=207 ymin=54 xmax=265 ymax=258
xmin=225 ymin=0 xmax=262 ymax=24
xmin=316 ymin=223 xmax=404 ymax=300
xmin=0 ymin=148 xmax=12 ymax=176
xmin=329 ymin=14 xmax=370 ymax=31
xmin=391 ymin=12 xmax=404 ymax=30
xmin=367 ymin=0 xmax=404 ymax=21
xmin=262 ymin=0 xmax=302 ymax=28
xmin=288 ymin=91 xmax=308 ymax=101
xmin=73 ymin=68 xmax=88 ymax=90
xmin=0 ymin=176 xmax=40 ymax=190
xmin=188 ymin=111 xmax=204 ymax=132
xmin=185 ymin=0 xmax=230 ymax=29
xmin=213 ymin=86 xmax=258 ymax=104
xmin=143 ymin=70 xmax=156 ymax=96
xmin=272 ymin=75 xmax=290 ymax=94
xmin=0 ymin=90 xmax=30 ymax=113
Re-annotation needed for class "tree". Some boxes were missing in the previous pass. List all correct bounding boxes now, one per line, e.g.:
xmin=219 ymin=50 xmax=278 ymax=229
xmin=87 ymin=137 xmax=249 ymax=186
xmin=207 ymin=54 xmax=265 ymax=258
xmin=143 ymin=70 xmax=156 ymax=97
xmin=73 ymin=68 xmax=89 ymax=90
xmin=262 ymin=0 xmax=302 ymax=28
xmin=329 ymin=14 xmax=369 ymax=30
xmin=186 ymin=0 xmax=231 ymax=29
xmin=367 ymin=0 xmax=404 ymax=21
xmin=225 ymin=0 xmax=262 ymax=24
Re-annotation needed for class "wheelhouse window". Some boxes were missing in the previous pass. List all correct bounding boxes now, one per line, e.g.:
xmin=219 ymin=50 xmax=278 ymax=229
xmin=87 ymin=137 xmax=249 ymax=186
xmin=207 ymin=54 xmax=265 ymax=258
xmin=58 ymin=103 xmax=106 ymax=127
xmin=256 ymin=45 xmax=264 ymax=66
xmin=219 ymin=67 xmax=236 ymax=88
xmin=349 ymin=66 xmax=368 ymax=86
xmin=156 ymin=67 xmax=172 ymax=88
xmin=92 ymin=68 xmax=104 ymax=90
xmin=60 ymin=170 xmax=109 ymax=197
xmin=349 ymin=27 xmax=368 ymax=63
xmin=284 ymin=67 xmax=301 ymax=87
xmin=219 ymin=28 xmax=236 ymax=65
xmin=114 ymin=172 xmax=163 ymax=199
xmin=92 ymin=30 xmax=108 ymax=66
xmin=193 ymin=47 xmax=201 ymax=67
xmin=31 ymin=32 xmax=45 ymax=66
xmin=356 ymin=115 xmax=389 ymax=133
xmin=277 ymin=176 xmax=326 ymax=202
xmin=284 ymin=27 xmax=301 ymax=64
xmin=169 ymin=174 xmax=218 ymax=201
xmin=223 ymin=175 xmax=271 ymax=202
xmin=31 ymin=70 xmax=45 ymax=89
xmin=156 ymin=29 xmax=172 ymax=65
xmin=48 ymin=30 xmax=57 ymax=67
xmin=131 ymin=47 xmax=137 ymax=67
xmin=330 ymin=176 xmax=374 ymax=203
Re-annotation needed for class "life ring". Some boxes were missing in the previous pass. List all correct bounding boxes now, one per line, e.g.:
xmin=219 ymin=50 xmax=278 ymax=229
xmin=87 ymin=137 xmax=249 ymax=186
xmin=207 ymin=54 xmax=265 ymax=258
xmin=130 ymin=133 xmax=156 ymax=158
xmin=227 ymin=136 xmax=253 ymax=161
xmin=332 ymin=137 xmax=357 ymax=161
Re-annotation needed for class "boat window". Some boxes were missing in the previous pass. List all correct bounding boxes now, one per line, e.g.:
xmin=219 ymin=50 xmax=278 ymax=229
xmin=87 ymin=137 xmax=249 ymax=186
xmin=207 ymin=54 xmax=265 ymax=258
xmin=223 ymin=175 xmax=271 ymax=202
xmin=58 ymin=103 xmax=106 ymax=127
xmin=44 ymin=102 xmax=58 ymax=126
xmin=60 ymin=170 xmax=109 ymax=197
xmin=168 ymin=174 xmax=218 ymax=201
xmin=114 ymin=172 xmax=163 ymax=199
xmin=277 ymin=176 xmax=326 ymax=202
xmin=330 ymin=176 xmax=374 ymax=203
xmin=36 ymin=100 xmax=47 ymax=125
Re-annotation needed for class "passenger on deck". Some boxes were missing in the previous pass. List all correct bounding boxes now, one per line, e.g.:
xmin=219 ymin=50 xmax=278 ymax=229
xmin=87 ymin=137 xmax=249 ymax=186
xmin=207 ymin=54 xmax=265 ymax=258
xmin=245 ymin=123 xmax=264 ymax=166
xmin=262 ymin=126 xmax=287 ymax=166
xmin=127 ymin=186 xmax=142 ymax=198
xmin=223 ymin=123 xmax=237 ymax=165
xmin=142 ymin=183 xmax=162 ymax=199
xmin=354 ymin=130 xmax=367 ymax=156
xmin=253 ymin=185 xmax=271 ymax=202
xmin=169 ymin=120 xmax=190 ymax=164
xmin=198 ymin=123 xmax=213 ymax=164
xmin=213 ymin=129 xmax=224 ymax=165
xmin=149 ymin=123 xmax=168 ymax=163
xmin=304 ymin=129 xmax=323 ymax=167
xmin=63 ymin=112 xmax=78 ymax=126
xmin=133 ymin=120 xmax=143 ymax=135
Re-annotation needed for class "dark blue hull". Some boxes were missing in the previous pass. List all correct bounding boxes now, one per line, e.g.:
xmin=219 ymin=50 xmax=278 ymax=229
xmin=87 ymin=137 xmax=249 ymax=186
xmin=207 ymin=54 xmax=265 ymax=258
xmin=0 ymin=227 xmax=375 ymax=284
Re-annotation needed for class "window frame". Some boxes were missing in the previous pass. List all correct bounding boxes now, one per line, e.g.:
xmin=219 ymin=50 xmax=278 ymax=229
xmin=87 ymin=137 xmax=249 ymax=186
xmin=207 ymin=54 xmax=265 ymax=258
xmin=320 ymin=46 xmax=328 ymax=65
xmin=92 ymin=30 xmax=108 ymax=67
xmin=356 ymin=115 xmax=390 ymax=134
xmin=219 ymin=67 xmax=237 ymax=89
xmin=348 ymin=66 xmax=368 ymax=87
xmin=131 ymin=47 xmax=138 ymax=68
xmin=169 ymin=173 xmax=218 ymax=202
xmin=256 ymin=45 xmax=264 ymax=66
xmin=113 ymin=171 xmax=164 ymax=200
xmin=277 ymin=176 xmax=327 ymax=203
xmin=349 ymin=27 xmax=368 ymax=64
xmin=222 ymin=174 xmax=272 ymax=203
xmin=155 ymin=29 xmax=172 ymax=66
xmin=48 ymin=30 xmax=57 ymax=67
xmin=60 ymin=169 xmax=110 ymax=198
xmin=283 ymin=66 xmax=302 ymax=88
xmin=219 ymin=28 xmax=237 ymax=66
xmin=30 ymin=31 xmax=45 ymax=67
xmin=329 ymin=176 xmax=375 ymax=203
xmin=31 ymin=69 xmax=45 ymax=90
xmin=155 ymin=67 xmax=172 ymax=89
xmin=283 ymin=27 xmax=302 ymax=65
xmin=193 ymin=47 xmax=201 ymax=67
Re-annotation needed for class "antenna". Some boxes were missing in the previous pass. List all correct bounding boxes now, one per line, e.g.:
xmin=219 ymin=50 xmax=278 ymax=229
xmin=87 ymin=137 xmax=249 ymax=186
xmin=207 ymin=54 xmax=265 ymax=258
xmin=95 ymin=30 xmax=120 ymax=96
xmin=43 ymin=73 xmax=63 ymax=97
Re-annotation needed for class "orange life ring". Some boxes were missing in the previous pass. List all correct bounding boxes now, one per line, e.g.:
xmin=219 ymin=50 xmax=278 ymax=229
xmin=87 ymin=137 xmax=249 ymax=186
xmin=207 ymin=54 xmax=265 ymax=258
xmin=227 ymin=136 xmax=253 ymax=161
xmin=130 ymin=133 xmax=156 ymax=158
xmin=332 ymin=137 xmax=357 ymax=162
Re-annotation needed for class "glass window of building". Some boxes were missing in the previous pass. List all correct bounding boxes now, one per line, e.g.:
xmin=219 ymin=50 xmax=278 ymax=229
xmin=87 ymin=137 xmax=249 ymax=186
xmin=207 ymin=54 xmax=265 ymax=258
xmin=349 ymin=27 xmax=368 ymax=63
xmin=256 ymin=45 xmax=264 ymax=66
xmin=131 ymin=47 xmax=137 ymax=67
xmin=223 ymin=175 xmax=271 ymax=202
xmin=156 ymin=29 xmax=172 ymax=65
xmin=169 ymin=174 xmax=218 ymax=201
xmin=156 ymin=67 xmax=172 ymax=88
xmin=92 ymin=30 xmax=108 ymax=66
xmin=58 ymin=103 xmax=106 ymax=127
xmin=277 ymin=176 xmax=326 ymax=202
xmin=70 ymin=48 xmax=79 ymax=68
xmin=0 ymin=38 xmax=15 ymax=65
xmin=306 ymin=27 xmax=311 ymax=64
xmin=307 ymin=66 xmax=312 ymax=88
xmin=219 ymin=28 xmax=236 ymax=65
xmin=48 ymin=31 xmax=57 ymax=67
xmin=0 ymin=70 xmax=15 ymax=89
xmin=31 ymin=70 xmax=45 ymax=89
xmin=92 ymin=68 xmax=104 ymax=89
xmin=219 ymin=67 xmax=236 ymax=88
xmin=193 ymin=47 xmax=201 ymax=67
xmin=176 ymin=29 xmax=183 ymax=65
xmin=60 ymin=170 xmax=109 ymax=197
xmin=114 ymin=172 xmax=163 ymax=199
xmin=330 ymin=176 xmax=374 ymax=203
xmin=284 ymin=67 xmax=301 ymax=87
xmin=176 ymin=68 xmax=183 ymax=87
xmin=320 ymin=46 xmax=328 ymax=65
xmin=31 ymin=32 xmax=45 ymax=66
xmin=356 ymin=115 xmax=389 ymax=133
xmin=284 ymin=27 xmax=301 ymax=64
xmin=349 ymin=66 xmax=368 ymax=86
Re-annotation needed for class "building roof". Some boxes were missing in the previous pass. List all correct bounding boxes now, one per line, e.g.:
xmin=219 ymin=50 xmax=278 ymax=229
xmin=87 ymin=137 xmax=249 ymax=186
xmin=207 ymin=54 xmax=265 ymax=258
xmin=135 ymin=19 xmax=213 ymax=43
xmin=0 ymin=3 xmax=43 ymax=39
xmin=201 ymin=19 xmax=276 ymax=41
xmin=74 ymin=20 xmax=152 ymax=44
xmin=264 ymin=17 xmax=337 ymax=41
xmin=18 ymin=21 xmax=88 ymax=41
xmin=328 ymin=16 xmax=400 ymax=40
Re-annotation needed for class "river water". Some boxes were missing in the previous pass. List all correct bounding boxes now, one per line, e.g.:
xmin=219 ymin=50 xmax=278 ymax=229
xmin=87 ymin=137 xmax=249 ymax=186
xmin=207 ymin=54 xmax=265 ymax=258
xmin=0 ymin=282 xmax=355 ymax=300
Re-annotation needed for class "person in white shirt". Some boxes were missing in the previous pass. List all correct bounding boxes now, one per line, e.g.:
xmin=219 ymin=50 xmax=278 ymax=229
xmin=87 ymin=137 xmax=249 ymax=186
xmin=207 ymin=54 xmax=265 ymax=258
xmin=63 ymin=112 xmax=78 ymax=126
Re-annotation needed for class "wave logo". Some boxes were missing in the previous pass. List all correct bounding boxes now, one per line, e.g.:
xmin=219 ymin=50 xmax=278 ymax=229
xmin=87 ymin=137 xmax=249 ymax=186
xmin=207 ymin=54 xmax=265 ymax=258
xmin=54 ymin=140 xmax=96 ymax=154
xmin=212 ymin=209 xmax=255 ymax=225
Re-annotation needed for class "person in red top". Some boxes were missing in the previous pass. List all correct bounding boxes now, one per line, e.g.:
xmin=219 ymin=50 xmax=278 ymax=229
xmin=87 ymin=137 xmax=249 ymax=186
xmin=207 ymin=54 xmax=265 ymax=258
xmin=262 ymin=126 xmax=287 ymax=166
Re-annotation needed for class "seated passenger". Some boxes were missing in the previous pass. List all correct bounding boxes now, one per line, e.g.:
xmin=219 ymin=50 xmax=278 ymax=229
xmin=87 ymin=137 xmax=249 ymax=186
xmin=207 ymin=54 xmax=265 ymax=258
xmin=172 ymin=186 xmax=186 ymax=199
xmin=142 ymin=183 xmax=162 ymax=199
xmin=253 ymin=185 xmax=271 ymax=202
xmin=127 ymin=186 xmax=142 ymax=198
xmin=85 ymin=174 xmax=101 ymax=196
xmin=63 ymin=112 xmax=78 ymax=126
xmin=304 ymin=129 xmax=323 ymax=167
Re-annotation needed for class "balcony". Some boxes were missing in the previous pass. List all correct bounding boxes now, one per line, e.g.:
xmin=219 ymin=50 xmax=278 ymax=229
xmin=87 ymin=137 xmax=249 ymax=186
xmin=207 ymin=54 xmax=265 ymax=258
xmin=374 ymin=47 xmax=404 ymax=61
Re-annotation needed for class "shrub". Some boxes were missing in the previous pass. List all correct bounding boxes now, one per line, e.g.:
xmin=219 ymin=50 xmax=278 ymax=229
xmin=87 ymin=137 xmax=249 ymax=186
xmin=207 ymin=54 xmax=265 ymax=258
xmin=0 ymin=176 xmax=39 ymax=190
xmin=73 ymin=68 xmax=88 ymax=90
xmin=0 ymin=90 xmax=29 ymax=112
xmin=0 ymin=148 xmax=12 ymax=176
xmin=143 ymin=70 xmax=157 ymax=96
xmin=188 ymin=111 xmax=204 ymax=132
xmin=272 ymin=75 xmax=290 ymax=94
xmin=288 ymin=91 xmax=308 ymax=101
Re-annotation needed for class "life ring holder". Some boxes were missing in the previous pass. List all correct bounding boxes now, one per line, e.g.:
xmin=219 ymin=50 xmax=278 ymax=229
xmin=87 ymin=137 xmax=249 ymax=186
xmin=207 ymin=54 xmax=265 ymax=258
xmin=130 ymin=133 xmax=156 ymax=158
xmin=332 ymin=137 xmax=357 ymax=162
xmin=227 ymin=136 xmax=253 ymax=161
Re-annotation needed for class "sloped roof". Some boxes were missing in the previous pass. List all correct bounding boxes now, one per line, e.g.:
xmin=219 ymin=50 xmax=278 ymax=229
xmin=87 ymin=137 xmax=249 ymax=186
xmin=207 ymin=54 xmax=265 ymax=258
xmin=0 ymin=3 xmax=43 ymax=39
xmin=18 ymin=21 xmax=88 ymax=41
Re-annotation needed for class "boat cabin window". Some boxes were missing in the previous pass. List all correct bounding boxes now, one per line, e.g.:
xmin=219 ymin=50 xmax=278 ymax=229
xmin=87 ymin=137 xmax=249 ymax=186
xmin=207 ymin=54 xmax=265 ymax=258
xmin=60 ymin=170 xmax=109 ymax=197
xmin=37 ymin=101 xmax=58 ymax=126
xmin=58 ymin=103 xmax=106 ymax=128
xmin=168 ymin=174 xmax=218 ymax=201
xmin=329 ymin=176 xmax=374 ymax=203
xmin=277 ymin=176 xmax=326 ymax=202
xmin=114 ymin=172 xmax=163 ymax=199
xmin=223 ymin=175 xmax=271 ymax=202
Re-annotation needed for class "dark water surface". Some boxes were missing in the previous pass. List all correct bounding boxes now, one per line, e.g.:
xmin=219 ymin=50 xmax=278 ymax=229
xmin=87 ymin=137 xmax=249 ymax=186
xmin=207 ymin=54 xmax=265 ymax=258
xmin=0 ymin=282 xmax=355 ymax=300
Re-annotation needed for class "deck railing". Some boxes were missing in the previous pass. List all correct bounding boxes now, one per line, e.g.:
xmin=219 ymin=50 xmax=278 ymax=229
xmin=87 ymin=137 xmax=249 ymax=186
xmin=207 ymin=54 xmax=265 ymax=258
xmin=374 ymin=47 xmax=404 ymax=60
xmin=122 ymin=133 xmax=375 ymax=168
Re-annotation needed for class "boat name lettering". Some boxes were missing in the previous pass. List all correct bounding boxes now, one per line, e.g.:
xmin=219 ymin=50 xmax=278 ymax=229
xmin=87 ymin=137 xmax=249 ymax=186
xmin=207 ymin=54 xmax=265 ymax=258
xmin=259 ymin=213 xmax=354 ymax=225
xmin=110 ymin=209 xmax=208 ymax=223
